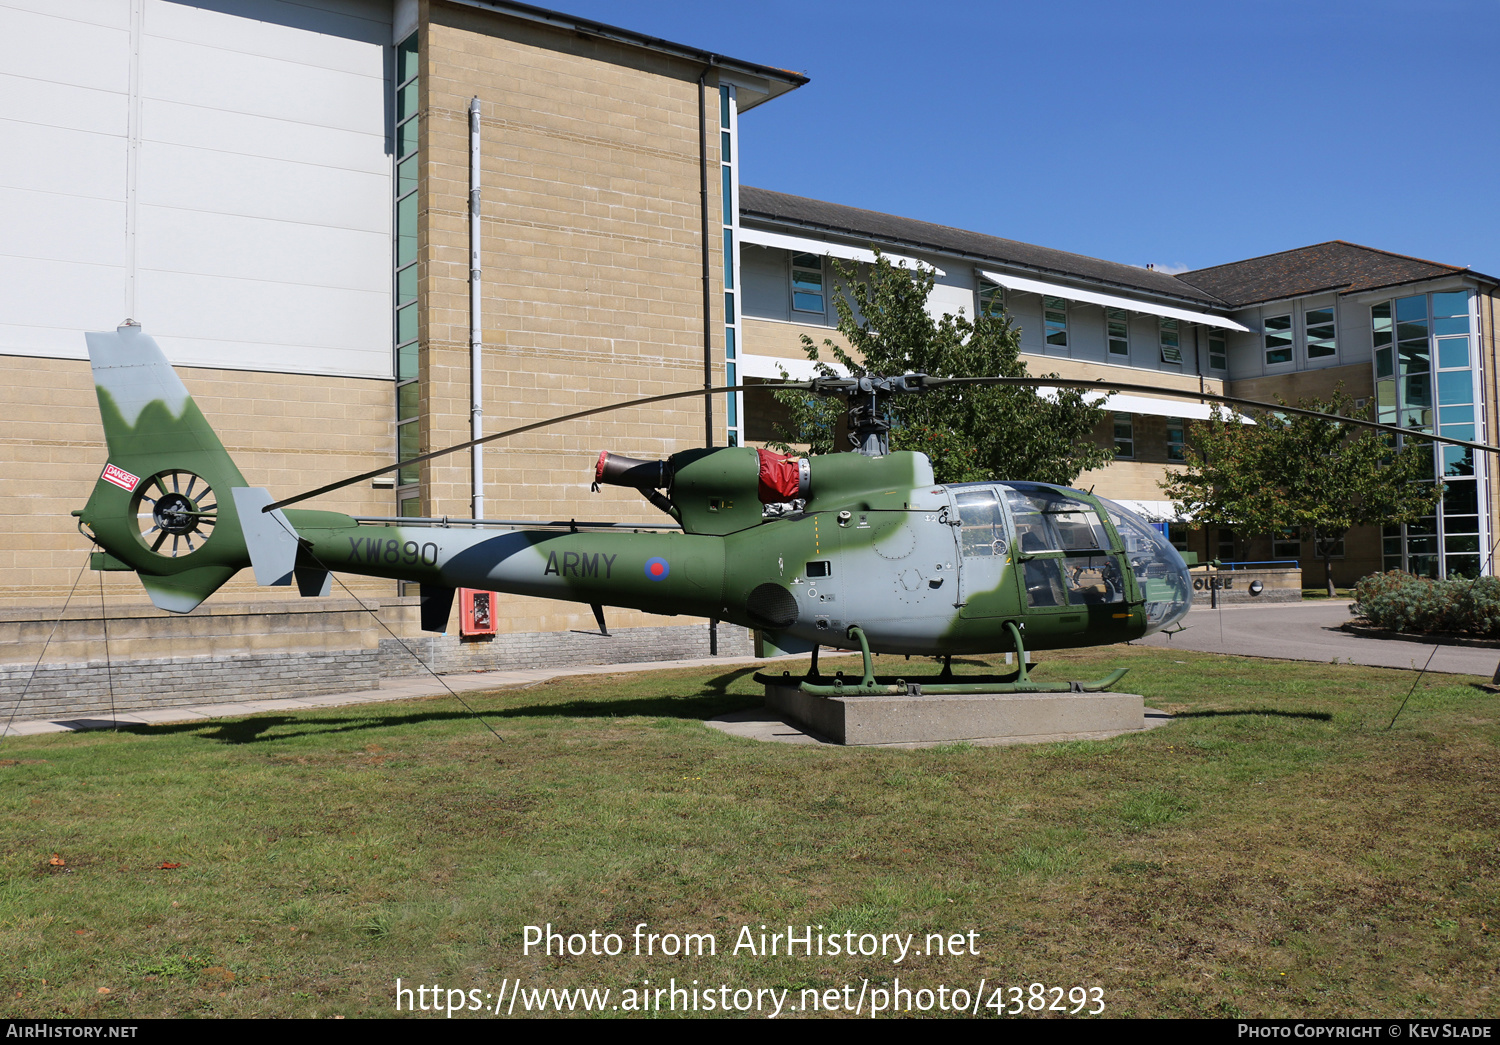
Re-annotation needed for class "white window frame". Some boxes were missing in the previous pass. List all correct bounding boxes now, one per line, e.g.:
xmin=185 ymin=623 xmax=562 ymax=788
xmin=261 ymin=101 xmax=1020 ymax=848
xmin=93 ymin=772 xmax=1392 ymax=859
xmin=977 ymin=277 xmax=1004 ymax=319
xmin=1273 ymin=528 xmax=1301 ymax=559
xmin=1265 ymin=314 xmax=1293 ymax=366
xmin=1305 ymin=306 xmax=1337 ymax=359
xmin=1165 ymin=417 xmax=1186 ymax=461
xmin=1159 ymin=318 xmax=1182 ymax=364
xmin=1044 ymin=296 xmax=1068 ymax=348
xmin=1107 ymin=307 xmax=1129 ymax=357
xmin=1208 ymin=329 xmax=1227 ymax=371
xmin=790 ymin=252 xmax=825 ymax=315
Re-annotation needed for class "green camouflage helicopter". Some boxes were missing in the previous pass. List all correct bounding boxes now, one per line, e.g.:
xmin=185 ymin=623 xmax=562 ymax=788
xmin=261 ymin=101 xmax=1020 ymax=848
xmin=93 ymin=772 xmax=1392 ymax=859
xmin=75 ymin=324 xmax=1500 ymax=697
xmin=76 ymin=322 xmax=1203 ymax=696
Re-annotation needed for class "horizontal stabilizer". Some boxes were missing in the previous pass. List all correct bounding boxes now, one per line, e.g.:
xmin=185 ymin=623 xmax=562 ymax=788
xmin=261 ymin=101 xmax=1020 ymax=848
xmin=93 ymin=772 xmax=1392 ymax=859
xmin=139 ymin=566 xmax=238 ymax=614
xmin=232 ymin=488 xmax=297 ymax=586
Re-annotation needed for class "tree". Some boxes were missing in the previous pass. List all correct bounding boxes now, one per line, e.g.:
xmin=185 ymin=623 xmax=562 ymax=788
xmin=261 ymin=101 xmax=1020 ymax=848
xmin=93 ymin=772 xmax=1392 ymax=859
xmin=1159 ymin=390 xmax=1442 ymax=595
xmin=768 ymin=253 xmax=1114 ymax=486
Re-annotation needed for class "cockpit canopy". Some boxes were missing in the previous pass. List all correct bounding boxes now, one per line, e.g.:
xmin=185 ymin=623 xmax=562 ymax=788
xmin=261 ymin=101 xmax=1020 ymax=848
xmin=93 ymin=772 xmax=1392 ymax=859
xmin=963 ymin=483 xmax=1191 ymax=633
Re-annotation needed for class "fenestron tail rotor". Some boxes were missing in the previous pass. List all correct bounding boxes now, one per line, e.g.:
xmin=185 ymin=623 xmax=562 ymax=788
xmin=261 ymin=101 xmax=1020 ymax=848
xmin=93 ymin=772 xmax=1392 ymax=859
xmin=134 ymin=470 xmax=217 ymax=558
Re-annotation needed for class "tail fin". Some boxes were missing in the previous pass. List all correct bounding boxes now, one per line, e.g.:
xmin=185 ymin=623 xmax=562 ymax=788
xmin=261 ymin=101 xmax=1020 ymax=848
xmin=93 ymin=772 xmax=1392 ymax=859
xmin=78 ymin=324 xmax=256 ymax=612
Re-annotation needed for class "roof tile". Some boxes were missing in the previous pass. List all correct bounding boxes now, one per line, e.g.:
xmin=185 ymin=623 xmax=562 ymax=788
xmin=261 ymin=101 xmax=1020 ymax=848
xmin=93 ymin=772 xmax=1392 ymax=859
xmin=740 ymin=186 xmax=1228 ymax=307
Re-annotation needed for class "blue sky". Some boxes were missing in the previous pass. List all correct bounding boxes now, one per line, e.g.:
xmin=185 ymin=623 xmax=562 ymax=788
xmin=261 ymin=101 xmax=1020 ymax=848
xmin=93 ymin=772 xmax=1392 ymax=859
xmin=551 ymin=0 xmax=1500 ymax=280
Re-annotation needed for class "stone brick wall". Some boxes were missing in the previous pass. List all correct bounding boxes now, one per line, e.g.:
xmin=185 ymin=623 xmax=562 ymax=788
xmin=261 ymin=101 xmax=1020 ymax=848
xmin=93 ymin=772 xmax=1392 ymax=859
xmin=377 ymin=620 xmax=752 ymax=676
xmin=0 ymin=590 xmax=752 ymax=721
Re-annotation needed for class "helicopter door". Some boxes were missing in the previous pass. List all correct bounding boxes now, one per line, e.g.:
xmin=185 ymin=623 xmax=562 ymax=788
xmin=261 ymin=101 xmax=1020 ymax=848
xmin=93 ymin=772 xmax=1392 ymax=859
xmin=954 ymin=486 xmax=1013 ymax=618
xmin=1001 ymin=485 xmax=1127 ymax=623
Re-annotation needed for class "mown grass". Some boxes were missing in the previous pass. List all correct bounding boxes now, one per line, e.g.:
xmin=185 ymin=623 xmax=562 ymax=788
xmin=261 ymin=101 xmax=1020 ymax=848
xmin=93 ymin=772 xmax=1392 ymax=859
xmin=1 ymin=643 xmax=1496 ymax=1019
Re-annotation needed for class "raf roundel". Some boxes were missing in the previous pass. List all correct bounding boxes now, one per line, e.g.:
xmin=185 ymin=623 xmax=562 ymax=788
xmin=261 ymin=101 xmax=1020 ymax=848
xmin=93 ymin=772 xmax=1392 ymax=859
xmin=644 ymin=556 xmax=670 ymax=582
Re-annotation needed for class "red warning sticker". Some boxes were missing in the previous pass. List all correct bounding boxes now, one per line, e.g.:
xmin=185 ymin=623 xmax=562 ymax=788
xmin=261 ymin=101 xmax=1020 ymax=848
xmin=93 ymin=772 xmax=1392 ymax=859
xmin=101 ymin=463 xmax=140 ymax=492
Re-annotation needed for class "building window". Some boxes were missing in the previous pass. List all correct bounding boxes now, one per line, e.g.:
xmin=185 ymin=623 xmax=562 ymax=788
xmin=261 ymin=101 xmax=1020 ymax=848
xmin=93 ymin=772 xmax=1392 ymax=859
xmin=1106 ymin=308 xmax=1129 ymax=356
xmin=1165 ymin=417 xmax=1186 ymax=461
xmin=1264 ymin=315 xmax=1292 ymax=365
xmin=1044 ymin=296 xmax=1068 ymax=347
xmin=1306 ymin=306 xmax=1336 ymax=358
xmin=1273 ymin=528 xmax=1301 ymax=559
xmin=394 ymin=31 xmax=420 ymax=502
xmin=1159 ymin=318 xmax=1181 ymax=364
xmin=1208 ymin=329 xmax=1227 ymax=371
xmin=978 ymin=277 xmax=1004 ymax=318
xmin=1312 ymin=531 xmax=1345 ymax=559
xmin=1216 ymin=528 xmax=1236 ymax=562
xmin=1113 ymin=412 xmax=1133 ymax=458
xmin=720 ymin=84 xmax=741 ymax=446
xmin=791 ymin=252 xmax=824 ymax=314
xmin=1167 ymin=523 xmax=1189 ymax=552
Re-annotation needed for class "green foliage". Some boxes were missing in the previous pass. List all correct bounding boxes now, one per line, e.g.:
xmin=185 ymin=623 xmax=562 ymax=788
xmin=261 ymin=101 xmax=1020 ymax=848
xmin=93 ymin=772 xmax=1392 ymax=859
xmin=1160 ymin=390 xmax=1442 ymax=592
xmin=1352 ymin=570 xmax=1500 ymax=636
xmin=769 ymin=253 xmax=1114 ymax=486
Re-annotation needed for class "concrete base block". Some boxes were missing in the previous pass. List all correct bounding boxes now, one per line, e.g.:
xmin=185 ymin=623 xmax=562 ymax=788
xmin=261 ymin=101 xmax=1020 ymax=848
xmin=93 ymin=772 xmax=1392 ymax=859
xmin=764 ymin=683 xmax=1147 ymax=746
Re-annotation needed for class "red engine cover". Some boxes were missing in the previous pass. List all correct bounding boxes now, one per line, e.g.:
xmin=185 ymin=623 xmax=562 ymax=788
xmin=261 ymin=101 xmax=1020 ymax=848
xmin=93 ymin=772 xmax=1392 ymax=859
xmin=756 ymin=448 xmax=803 ymax=504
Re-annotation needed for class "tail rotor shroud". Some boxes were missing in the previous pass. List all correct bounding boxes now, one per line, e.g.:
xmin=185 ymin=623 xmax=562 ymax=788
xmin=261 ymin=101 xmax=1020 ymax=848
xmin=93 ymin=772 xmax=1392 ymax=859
xmin=134 ymin=470 xmax=216 ymax=558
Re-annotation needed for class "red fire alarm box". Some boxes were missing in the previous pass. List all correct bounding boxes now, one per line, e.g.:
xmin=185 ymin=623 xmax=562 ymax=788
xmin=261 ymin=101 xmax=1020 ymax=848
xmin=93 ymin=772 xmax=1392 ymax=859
xmin=459 ymin=588 xmax=498 ymax=637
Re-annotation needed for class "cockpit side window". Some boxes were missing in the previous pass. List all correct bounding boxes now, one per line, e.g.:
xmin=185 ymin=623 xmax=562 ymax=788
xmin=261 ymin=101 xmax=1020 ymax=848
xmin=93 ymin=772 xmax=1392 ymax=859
xmin=955 ymin=488 xmax=1009 ymax=559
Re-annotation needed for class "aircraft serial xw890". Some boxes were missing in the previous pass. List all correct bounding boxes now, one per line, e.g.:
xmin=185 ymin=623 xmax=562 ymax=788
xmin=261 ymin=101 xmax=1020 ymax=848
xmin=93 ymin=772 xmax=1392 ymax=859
xmin=77 ymin=324 xmax=1197 ymax=694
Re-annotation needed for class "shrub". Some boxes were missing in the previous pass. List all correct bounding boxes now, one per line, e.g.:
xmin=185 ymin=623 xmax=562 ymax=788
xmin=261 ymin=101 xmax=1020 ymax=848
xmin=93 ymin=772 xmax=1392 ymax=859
xmin=1352 ymin=571 xmax=1500 ymax=637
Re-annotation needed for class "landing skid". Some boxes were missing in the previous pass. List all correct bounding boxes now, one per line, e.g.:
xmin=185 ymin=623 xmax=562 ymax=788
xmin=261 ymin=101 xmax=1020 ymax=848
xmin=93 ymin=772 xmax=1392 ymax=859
xmin=753 ymin=622 xmax=1129 ymax=696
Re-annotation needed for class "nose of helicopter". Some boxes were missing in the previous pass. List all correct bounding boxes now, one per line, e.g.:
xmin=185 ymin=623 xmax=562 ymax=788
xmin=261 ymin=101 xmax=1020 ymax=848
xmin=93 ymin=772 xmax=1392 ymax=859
xmin=1094 ymin=497 xmax=1192 ymax=635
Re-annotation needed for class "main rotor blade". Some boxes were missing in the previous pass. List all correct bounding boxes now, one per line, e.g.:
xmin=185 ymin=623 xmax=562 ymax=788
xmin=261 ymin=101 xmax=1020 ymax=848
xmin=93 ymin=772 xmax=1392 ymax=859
xmin=918 ymin=376 xmax=1500 ymax=456
xmin=263 ymin=374 xmax=1499 ymax=513
xmin=262 ymin=381 xmax=810 ymax=512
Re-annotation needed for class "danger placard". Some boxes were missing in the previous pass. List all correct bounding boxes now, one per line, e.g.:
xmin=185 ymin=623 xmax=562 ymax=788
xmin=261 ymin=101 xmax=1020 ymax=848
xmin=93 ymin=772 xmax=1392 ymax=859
xmin=101 ymin=463 xmax=140 ymax=492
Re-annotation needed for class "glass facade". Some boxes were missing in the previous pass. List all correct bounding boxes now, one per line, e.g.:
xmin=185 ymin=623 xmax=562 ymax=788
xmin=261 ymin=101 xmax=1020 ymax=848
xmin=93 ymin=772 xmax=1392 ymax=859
xmin=394 ymin=32 xmax=420 ymax=509
xmin=1374 ymin=290 xmax=1484 ymax=578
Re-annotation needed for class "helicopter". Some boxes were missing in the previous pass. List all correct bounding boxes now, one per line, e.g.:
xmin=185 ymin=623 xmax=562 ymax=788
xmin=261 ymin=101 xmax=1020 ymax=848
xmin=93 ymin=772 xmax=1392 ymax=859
xmin=89 ymin=319 xmax=1500 ymax=697
xmin=75 ymin=322 xmax=1199 ymax=697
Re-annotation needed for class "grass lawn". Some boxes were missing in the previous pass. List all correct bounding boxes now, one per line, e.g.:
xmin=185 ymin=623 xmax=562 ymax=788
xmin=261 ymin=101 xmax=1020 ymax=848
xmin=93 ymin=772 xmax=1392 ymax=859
xmin=1 ymin=643 xmax=1496 ymax=1019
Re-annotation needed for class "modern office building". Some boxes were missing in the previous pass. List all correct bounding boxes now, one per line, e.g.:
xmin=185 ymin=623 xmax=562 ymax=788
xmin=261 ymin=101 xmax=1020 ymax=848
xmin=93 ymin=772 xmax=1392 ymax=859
xmin=3 ymin=0 xmax=1495 ymax=714
xmin=736 ymin=193 xmax=1500 ymax=585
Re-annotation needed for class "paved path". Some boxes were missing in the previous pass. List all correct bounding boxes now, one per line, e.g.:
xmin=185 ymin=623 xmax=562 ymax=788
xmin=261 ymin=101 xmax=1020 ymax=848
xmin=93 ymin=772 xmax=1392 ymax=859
xmin=7 ymin=602 xmax=1492 ymax=739
xmin=1136 ymin=600 xmax=1500 ymax=677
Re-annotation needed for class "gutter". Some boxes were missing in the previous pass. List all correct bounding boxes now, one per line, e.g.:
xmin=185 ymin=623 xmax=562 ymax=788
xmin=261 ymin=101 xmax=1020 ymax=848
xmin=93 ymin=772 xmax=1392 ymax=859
xmin=438 ymin=0 xmax=807 ymax=106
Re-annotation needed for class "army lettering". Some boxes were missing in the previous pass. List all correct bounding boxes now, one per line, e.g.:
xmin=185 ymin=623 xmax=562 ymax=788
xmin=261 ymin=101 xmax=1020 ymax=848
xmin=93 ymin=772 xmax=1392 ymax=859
xmin=346 ymin=536 xmax=439 ymax=567
xmin=543 ymin=551 xmax=617 ymax=579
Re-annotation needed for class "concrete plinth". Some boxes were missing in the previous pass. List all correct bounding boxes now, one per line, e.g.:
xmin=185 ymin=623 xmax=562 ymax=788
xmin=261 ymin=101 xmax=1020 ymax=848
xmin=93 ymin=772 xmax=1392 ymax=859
xmin=764 ymin=682 xmax=1147 ymax=746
